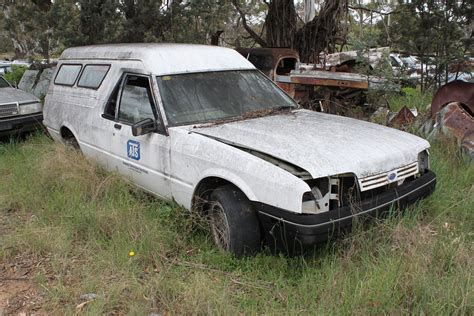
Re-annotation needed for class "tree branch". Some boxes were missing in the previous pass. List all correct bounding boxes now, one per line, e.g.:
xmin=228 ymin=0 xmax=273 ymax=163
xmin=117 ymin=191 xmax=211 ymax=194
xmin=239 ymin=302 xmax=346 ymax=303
xmin=231 ymin=0 xmax=267 ymax=47
xmin=348 ymin=5 xmax=400 ymax=16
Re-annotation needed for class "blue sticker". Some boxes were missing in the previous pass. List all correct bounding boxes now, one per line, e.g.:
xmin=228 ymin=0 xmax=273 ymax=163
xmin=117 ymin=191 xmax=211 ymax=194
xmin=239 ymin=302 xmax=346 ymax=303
xmin=127 ymin=140 xmax=140 ymax=160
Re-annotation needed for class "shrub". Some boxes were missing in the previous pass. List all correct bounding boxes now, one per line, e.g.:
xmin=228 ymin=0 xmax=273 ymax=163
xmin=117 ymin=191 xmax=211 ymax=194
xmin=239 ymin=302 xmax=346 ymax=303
xmin=4 ymin=65 xmax=28 ymax=87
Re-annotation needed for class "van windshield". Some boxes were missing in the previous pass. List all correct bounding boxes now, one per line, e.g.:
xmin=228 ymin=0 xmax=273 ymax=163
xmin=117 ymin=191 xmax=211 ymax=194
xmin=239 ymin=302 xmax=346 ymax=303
xmin=156 ymin=70 xmax=296 ymax=126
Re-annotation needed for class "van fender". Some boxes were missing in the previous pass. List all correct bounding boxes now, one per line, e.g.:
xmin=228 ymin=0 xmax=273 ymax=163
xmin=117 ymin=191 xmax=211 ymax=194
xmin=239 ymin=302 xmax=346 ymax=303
xmin=194 ymin=168 xmax=258 ymax=201
xmin=59 ymin=121 xmax=80 ymax=143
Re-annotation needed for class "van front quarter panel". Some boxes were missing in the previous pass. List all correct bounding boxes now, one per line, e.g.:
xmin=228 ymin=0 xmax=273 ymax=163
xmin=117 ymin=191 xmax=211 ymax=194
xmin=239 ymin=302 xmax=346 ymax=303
xmin=168 ymin=128 xmax=310 ymax=213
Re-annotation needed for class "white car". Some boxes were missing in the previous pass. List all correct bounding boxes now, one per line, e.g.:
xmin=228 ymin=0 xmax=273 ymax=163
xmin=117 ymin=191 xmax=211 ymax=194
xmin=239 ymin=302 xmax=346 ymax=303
xmin=43 ymin=44 xmax=436 ymax=256
xmin=0 ymin=75 xmax=43 ymax=137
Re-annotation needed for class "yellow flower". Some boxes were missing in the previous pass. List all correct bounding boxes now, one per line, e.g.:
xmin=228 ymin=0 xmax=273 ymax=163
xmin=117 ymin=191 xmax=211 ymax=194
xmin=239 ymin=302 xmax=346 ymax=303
xmin=129 ymin=250 xmax=135 ymax=257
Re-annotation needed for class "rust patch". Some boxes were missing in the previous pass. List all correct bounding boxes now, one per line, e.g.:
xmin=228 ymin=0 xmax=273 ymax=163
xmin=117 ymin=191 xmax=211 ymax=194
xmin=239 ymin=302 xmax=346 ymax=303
xmin=435 ymin=102 xmax=474 ymax=158
xmin=389 ymin=106 xmax=416 ymax=126
xmin=288 ymin=76 xmax=368 ymax=90
xmin=430 ymin=80 xmax=474 ymax=118
xmin=236 ymin=48 xmax=300 ymax=80
xmin=277 ymin=82 xmax=295 ymax=97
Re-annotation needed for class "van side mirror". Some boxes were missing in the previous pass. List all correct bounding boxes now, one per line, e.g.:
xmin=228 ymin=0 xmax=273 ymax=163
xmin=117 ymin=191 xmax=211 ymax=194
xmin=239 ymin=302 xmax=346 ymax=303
xmin=132 ymin=118 xmax=157 ymax=137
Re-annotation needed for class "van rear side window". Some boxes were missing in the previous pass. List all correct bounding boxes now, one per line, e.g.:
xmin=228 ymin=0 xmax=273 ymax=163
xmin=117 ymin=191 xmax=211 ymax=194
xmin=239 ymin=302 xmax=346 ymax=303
xmin=78 ymin=65 xmax=110 ymax=89
xmin=54 ymin=64 xmax=82 ymax=86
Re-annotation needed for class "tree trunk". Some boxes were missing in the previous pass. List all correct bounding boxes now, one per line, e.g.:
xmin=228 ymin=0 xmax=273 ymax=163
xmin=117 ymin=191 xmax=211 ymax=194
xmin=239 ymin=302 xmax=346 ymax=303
xmin=211 ymin=30 xmax=224 ymax=46
xmin=235 ymin=0 xmax=348 ymax=63
xmin=264 ymin=0 xmax=297 ymax=48
xmin=294 ymin=0 xmax=348 ymax=62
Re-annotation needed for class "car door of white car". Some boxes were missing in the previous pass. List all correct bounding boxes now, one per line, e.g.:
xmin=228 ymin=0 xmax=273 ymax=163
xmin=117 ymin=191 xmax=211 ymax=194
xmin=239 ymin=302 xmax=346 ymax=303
xmin=101 ymin=73 xmax=172 ymax=199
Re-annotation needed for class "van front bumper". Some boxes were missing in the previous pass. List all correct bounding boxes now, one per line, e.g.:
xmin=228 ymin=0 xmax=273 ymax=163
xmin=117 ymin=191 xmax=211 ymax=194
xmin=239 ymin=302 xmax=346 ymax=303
xmin=255 ymin=171 xmax=437 ymax=253
xmin=0 ymin=113 xmax=44 ymax=137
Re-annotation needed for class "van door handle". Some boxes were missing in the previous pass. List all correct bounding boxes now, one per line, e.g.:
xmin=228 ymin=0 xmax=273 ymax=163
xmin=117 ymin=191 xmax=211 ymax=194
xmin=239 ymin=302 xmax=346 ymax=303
xmin=114 ymin=123 xmax=122 ymax=130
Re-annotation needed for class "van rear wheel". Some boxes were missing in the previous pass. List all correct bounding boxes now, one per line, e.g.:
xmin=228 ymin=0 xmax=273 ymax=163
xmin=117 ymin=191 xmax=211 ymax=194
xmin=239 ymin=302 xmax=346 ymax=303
xmin=209 ymin=185 xmax=261 ymax=257
xmin=63 ymin=135 xmax=80 ymax=150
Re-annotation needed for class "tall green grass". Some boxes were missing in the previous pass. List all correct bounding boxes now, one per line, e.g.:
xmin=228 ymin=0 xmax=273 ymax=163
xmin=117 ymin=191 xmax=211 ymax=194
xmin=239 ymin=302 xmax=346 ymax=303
xmin=387 ymin=87 xmax=433 ymax=113
xmin=0 ymin=133 xmax=472 ymax=314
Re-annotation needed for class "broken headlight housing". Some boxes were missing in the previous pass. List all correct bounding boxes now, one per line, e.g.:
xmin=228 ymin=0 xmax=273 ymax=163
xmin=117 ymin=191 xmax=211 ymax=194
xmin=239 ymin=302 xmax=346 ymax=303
xmin=302 ymin=175 xmax=360 ymax=214
xmin=19 ymin=101 xmax=42 ymax=115
xmin=302 ymin=177 xmax=335 ymax=214
xmin=418 ymin=150 xmax=430 ymax=174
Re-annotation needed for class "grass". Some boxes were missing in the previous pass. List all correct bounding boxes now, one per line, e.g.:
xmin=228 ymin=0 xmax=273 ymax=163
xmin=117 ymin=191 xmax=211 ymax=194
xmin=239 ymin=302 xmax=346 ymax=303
xmin=387 ymin=87 xmax=434 ymax=113
xmin=0 ymin=130 xmax=473 ymax=314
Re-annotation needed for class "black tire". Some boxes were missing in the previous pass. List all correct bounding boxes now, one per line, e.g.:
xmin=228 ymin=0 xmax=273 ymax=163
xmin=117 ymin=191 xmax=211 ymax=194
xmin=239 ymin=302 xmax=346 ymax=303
xmin=209 ymin=185 xmax=261 ymax=257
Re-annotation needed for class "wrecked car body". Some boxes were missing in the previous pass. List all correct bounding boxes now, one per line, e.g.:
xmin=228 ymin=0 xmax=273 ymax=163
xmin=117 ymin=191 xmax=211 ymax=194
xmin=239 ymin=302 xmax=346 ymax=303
xmin=0 ymin=75 xmax=43 ymax=137
xmin=238 ymin=47 xmax=399 ymax=114
xmin=425 ymin=80 xmax=474 ymax=159
xmin=43 ymin=44 xmax=436 ymax=256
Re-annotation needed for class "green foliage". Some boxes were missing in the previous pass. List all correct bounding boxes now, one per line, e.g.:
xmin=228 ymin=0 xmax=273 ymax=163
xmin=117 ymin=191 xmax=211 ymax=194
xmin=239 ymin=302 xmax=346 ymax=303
xmin=75 ymin=0 xmax=123 ymax=45
xmin=387 ymin=87 xmax=433 ymax=112
xmin=0 ymin=128 xmax=472 ymax=314
xmin=347 ymin=1 xmax=391 ymax=50
xmin=2 ymin=1 xmax=53 ymax=59
xmin=49 ymin=0 xmax=84 ymax=49
xmin=390 ymin=0 xmax=470 ymax=88
xmin=1 ymin=0 xmax=265 ymax=59
xmin=3 ymin=65 xmax=28 ymax=87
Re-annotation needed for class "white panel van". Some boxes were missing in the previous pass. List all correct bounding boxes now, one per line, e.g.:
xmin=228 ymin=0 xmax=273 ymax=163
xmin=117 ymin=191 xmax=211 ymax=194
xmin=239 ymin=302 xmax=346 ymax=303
xmin=44 ymin=44 xmax=436 ymax=256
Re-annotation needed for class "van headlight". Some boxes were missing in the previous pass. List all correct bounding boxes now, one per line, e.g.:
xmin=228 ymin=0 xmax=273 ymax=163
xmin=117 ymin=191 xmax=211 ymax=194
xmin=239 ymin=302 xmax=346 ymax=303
xmin=19 ymin=102 xmax=42 ymax=115
xmin=418 ymin=150 xmax=430 ymax=173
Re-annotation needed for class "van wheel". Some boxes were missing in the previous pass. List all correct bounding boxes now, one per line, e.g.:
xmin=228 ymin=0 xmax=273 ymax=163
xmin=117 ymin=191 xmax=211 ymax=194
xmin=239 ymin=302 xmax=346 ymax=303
xmin=209 ymin=185 xmax=261 ymax=257
xmin=64 ymin=136 xmax=80 ymax=150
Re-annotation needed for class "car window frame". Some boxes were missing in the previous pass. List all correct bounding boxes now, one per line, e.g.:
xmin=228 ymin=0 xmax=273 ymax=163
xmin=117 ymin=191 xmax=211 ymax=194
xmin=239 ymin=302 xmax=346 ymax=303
xmin=117 ymin=73 xmax=158 ymax=126
xmin=77 ymin=64 xmax=111 ymax=90
xmin=102 ymin=72 xmax=168 ymax=136
xmin=54 ymin=63 xmax=83 ymax=87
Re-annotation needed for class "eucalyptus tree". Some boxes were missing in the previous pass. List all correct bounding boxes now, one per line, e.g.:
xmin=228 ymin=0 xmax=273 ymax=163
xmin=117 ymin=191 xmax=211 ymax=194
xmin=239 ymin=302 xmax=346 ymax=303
xmin=232 ymin=0 xmax=349 ymax=62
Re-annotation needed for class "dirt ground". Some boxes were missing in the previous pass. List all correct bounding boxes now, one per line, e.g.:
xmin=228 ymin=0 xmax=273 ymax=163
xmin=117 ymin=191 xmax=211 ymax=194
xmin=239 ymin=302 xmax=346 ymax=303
xmin=0 ymin=210 xmax=44 ymax=315
xmin=0 ymin=259 xmax=44 ymax=315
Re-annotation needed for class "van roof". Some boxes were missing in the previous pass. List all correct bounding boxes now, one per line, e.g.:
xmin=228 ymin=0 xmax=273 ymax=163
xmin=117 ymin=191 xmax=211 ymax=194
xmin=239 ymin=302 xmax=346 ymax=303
xmin=60 ymin=43 xmax=255 ymax=76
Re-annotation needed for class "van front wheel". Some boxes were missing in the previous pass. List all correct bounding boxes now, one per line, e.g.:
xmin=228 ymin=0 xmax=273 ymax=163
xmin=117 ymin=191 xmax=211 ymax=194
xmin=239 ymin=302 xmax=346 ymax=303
xmin=209 ymin=185 xmax=261 ymax=257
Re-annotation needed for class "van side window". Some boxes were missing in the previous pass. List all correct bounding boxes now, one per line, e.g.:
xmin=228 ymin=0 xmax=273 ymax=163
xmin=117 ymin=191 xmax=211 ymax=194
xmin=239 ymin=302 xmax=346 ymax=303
xmin=54 ymin=64 xmax=82 ymax=86
xmin=118 ymin=76 xmax=156 ymax=124
xmin=103 ymin=82 xmax=120 ymax=119
xmin=77 ymin=65 xmax=110 ymax=89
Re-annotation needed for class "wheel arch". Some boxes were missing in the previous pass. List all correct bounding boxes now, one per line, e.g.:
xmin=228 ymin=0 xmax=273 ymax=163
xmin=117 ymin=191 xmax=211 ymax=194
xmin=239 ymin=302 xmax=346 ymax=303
xmin=191 ymin=172 xmax=258 ymax=213
xmin=59 ymin=123 xmax=81 ymax=150
xmin=59 ymin=123 xmax=79 ymax=142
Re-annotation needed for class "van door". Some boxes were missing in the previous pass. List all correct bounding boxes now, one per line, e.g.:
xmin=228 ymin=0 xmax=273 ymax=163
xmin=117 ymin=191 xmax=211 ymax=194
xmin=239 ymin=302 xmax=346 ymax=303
xmin=102 ymin=73 xmax=171 ymax=199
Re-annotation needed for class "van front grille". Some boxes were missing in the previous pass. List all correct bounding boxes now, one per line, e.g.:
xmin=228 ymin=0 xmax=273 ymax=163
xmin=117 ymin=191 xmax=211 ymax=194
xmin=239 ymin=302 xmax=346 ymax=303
xmin=358 ymin=161 xmax=419 ymax=191
xmin=0 ymin=102 xmax=19 ymax=118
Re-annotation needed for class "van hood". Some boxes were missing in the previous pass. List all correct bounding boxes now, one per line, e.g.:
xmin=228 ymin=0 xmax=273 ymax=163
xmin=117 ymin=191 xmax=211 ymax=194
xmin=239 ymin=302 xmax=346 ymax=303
xmin=191 ymin=109 xmax=429 ymax=179
xmin=0 ymin=87 xmax=40 ymax=104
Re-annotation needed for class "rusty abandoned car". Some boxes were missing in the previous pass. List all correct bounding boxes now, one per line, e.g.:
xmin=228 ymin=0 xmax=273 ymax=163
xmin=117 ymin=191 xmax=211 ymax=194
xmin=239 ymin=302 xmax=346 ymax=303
xmin=0 ymin=74 xmax=43 ymax=137
xmin=43 ymin=44 xmax=437 ymax=256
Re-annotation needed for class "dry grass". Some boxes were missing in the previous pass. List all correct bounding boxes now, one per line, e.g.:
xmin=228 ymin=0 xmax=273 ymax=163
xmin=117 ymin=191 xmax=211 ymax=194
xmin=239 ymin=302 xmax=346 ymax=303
xmin=0 ymin=133 xmax=473 ymax=314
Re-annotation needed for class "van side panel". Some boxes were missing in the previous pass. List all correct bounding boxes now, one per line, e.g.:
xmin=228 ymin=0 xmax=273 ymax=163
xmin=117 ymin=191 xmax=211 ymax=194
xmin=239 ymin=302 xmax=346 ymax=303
xmin=43 ymin=59 xmax=144 ymax=164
